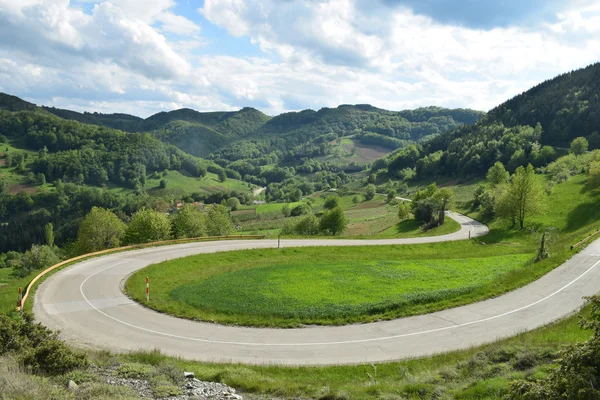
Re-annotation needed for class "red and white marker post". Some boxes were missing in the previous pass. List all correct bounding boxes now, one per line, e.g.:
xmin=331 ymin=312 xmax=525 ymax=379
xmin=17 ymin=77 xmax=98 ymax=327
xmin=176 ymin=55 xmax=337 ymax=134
xmin=146 ymin=276 xmax=149 ymax=302
xmin=18 ymin=287 xmax=23 ymax=315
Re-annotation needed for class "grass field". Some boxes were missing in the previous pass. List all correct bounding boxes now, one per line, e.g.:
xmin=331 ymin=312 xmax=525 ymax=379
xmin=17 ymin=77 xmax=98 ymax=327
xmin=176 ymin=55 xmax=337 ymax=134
xmin=126 ymin=243 xmax=534 ymax=327
xmin=107 ymin=170 xmax=251 ymax=196
xmin=170 ymin=254 xmax=530 ymax=323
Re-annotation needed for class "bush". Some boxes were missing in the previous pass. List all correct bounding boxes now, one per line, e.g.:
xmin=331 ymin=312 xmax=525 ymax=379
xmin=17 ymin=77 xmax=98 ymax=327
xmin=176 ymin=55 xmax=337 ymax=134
xmin=323 ymin=196 xmax=340 ymax=210
xmin=290 ymin=203 xmax=311 ymax=216
xmin=319 ymin=207 xmax=349 ymax=236
xmin=0 ymin=314 xmax=88 ymax=376
xmin=293 ymin=214 xmax=320 ymax=235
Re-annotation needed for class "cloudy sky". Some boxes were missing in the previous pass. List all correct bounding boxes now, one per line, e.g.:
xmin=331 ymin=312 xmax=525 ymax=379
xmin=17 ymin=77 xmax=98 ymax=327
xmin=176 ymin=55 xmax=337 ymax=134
xmin=1 ymin=0 xmax=599 ymax=117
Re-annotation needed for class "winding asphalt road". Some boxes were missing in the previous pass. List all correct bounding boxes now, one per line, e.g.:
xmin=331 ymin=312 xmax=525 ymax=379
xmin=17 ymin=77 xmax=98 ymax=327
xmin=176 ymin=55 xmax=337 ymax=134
xmin=33 ymin=213 xmax=600 ymax=365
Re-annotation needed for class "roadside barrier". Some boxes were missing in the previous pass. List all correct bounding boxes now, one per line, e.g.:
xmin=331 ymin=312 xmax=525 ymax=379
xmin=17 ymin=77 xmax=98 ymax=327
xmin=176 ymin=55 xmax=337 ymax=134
xmin=571 ymin=229 xmax=600 ymax=250
xmin=17 ymin=235 xmax=265 ymax=311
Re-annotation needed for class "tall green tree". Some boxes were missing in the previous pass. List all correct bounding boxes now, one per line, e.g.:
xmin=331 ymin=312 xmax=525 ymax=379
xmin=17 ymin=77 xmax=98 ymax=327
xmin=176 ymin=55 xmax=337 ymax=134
xmin=44 ymin=223 xmax=54 ymax=248
xmin=76 ymin=207 xmax=127 ymax=253
xmin=319 ymin=207 xmax=348 ymax=236
xmin=486 ymin=161 xmax=510 ymax=186
xmin=434 ymin=188 xmax=455 ymax=225
xmin=124 ymin=208 xmax=171 ymax=244
xmin=397 ymin=201 xmax=411 ymax=221
xmin=498 ymin=164 xmax=544 ymax=229
xmin=365 ymin=184 xmax=376 ymax=200
xmin=323 ymin=196 xmax=340 ymax=210
xmin=170 ymin=205 xmax=206 ymax=239
xmin=570 ymin=136 xmax=589 ymax=155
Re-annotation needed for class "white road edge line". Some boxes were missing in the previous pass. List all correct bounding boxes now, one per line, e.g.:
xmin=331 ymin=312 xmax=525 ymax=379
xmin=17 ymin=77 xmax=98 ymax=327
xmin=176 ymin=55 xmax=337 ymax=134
xmin=79 ymin=254 xmax=600 ymax=347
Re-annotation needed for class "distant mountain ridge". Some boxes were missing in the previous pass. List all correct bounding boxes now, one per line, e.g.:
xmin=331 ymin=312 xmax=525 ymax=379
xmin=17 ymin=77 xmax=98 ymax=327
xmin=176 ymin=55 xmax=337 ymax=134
xmin=0 ymin=93 xmax=485 ymax=158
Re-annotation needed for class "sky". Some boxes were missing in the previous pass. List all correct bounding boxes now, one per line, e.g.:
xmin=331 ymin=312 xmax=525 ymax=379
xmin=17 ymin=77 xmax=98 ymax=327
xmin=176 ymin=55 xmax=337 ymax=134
xmin=0 ymin=0 xmax=599 ymax=118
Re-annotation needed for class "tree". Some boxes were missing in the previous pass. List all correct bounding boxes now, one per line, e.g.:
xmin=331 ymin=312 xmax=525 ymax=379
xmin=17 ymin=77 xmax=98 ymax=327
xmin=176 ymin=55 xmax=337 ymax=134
xmin=498 ymin=164 xmax=544 ymax=229
xmin=434 ymin=188 xmax=455 ymax=225
xmin=589 ymin=161 xmax=600 ymax=188
xmin=76 ymin=207 xmax=127 ymax=253
xmin=170 ymin=205 xmax=206 ymax=239
xmin=323 ymin=196 xmax=339 ymax=210
xmin=205 ymin=205 xmax=234 ymax=236
xmin=227 ymin=197 xmax=240 ymax=211
xmin=365 ymin=184 xmax=376 ymax=200
xmin=159 ymin=179 xmax=167 ymax=189
xmin=486 ymin=162 xmax=509 ymax=186
xmin=367 ymin=173 xmax=376 ymax=184
xmin=570 ymin=136 xmax=589 ymax=155
xmin=217 ymin=169 xmax=227 ymax=182
xmin=44 ymin=223 xmax=54 ymax=248
xmin=124 ymin=208 xmax=171 ymax=244
xmin=397 ymin=201 xmax=411 ymax=221
xmin=14 ymin=244 xmax=59 ymax=277
xmin=352 ymin=195 xmax=362 ymax=205
xmin=387 ymin=190 xmax=396 ymax=203
xmin=319 ymin=207 xmax=348 ymax=236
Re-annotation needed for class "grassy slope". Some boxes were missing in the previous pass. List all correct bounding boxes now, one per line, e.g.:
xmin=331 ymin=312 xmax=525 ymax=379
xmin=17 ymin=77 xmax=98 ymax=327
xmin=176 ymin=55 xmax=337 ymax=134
xmin=108 ymin=171 xmax=251 ymax=196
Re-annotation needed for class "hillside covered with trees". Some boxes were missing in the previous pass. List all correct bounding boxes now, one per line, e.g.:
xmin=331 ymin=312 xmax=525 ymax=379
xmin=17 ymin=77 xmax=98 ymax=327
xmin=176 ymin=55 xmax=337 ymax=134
xmin=383 ymin=62 xmax=600 ymax=181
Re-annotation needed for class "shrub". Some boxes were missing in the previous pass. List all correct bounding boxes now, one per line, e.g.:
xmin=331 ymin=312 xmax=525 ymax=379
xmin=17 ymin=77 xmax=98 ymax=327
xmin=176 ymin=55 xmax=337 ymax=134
xmin=290 ymin=203 xmax=311 ymax=216
xmin=323 ymin=196 xmax=340 ymax=210
xmin=0 ymin=314 xmax=88 ymax=376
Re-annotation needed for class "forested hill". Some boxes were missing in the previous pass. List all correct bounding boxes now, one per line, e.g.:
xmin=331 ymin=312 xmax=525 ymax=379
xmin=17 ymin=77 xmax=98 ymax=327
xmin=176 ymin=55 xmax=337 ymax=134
xmin=384 ymin=62 xmax=600 ymax=181
xmin=486 ymin=62 xmax=600 ymax=147
xmin=0 ymin=92 xmax=484 ymax=161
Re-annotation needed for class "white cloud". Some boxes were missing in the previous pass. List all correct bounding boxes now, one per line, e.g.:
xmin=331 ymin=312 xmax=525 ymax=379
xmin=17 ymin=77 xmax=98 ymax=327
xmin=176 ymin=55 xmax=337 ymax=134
xmin=1 ymin=0 xmax=600 ymax=119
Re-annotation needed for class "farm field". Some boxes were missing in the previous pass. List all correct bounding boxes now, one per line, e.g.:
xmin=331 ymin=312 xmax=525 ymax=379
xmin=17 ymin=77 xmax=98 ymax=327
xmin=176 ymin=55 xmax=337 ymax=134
xmin=234 ymin=193 xmax=462 ymax=238
xmin=317 ymin=136 xmax=392 ymax=165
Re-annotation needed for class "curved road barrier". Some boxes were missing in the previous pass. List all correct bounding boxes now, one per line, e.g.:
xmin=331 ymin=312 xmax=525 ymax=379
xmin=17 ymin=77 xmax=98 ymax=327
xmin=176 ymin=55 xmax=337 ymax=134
xmin=19 ymin=235 xmax=265 ymax=311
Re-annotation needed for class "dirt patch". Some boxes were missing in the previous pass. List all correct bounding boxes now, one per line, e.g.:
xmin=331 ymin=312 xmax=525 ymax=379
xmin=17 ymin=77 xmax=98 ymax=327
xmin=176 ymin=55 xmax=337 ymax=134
xmin=8 ymin=184 xmax=36 ymax=194
xmin=354 ymin=143 xmax=391 ymax=161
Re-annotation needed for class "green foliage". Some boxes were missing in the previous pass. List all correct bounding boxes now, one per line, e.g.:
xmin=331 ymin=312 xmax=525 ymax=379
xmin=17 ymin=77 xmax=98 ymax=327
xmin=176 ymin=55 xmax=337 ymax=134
xmin=170 ymin=205 xmax=206 ymax=239
xmin=508 ymin=295 xmax=600 ymax=399
xmin=11 ymin=245 xmax=59 ymax=277
xmin=397 ymin=201 xmax=411 ymax=221
xmin=44 ymin=223 xmax=54 ymax=248
xmin=205 ymin=204 xmax=234 ymax=236
xmin=76 ymin=207 xmax=127 ymax=254
xmin=319 ymin=207 xmax=349 ymax=236
xmin=570 ymin=136 xmax=589 ymax=155
xmin=159 ymin=179 xmax=167 ymax=189
xmin=486 ymin=161 xmax=509 ymax=186
xmin=497 ymin=164 xmax=545 ymax=229
xmin=290 ymin=203 xmax=310 ymax=216
xmin=217 ymin=168 xmax=227 ymax=182
xmin=124 ymin=208 xmax=171 ymax=244
xmin=365 ymin=184 xmax=376 ymax=200
xmin=0 ymin=313 xmax=87 ymax=375
xmin=411 ymin=183 xmax=455 ymax=228
xmin=323 ymin=195 xmax=340 ymax=209
xmin=227 ymin=197 xmax=241 ymax=211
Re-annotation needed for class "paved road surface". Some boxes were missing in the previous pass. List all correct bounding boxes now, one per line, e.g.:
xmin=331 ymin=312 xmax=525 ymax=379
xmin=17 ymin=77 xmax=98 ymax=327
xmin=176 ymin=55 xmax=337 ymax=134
xmin=34 ymin=213 xmax=599 ymax=365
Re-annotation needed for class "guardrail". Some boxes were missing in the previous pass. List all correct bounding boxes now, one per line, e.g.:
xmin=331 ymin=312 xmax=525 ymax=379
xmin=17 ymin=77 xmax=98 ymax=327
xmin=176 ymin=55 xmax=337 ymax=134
xmin=17 ymin=235 xmax=265 ymax=311
xmin=571 ymin=230 xmax=600 ymax=250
